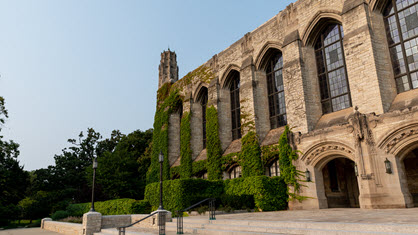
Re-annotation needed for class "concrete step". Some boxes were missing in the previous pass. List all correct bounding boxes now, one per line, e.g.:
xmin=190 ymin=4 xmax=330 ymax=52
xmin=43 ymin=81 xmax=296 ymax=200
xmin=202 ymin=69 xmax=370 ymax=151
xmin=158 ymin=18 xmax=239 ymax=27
xmin=95 ymin=218 xmax=418 ymax=235
xmin=165 ymin=218 xmax=418 ymax=234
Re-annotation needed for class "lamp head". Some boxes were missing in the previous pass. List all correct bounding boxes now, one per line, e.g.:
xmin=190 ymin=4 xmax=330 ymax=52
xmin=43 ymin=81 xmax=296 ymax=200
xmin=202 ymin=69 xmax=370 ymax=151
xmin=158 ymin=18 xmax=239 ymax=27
xmin=159 ymin=151 xmax=164 ymax=163
xmin=93 ymin=157 xmax=98 ymax=169
xmin=384 ymin=158 xmax=392 ymax=174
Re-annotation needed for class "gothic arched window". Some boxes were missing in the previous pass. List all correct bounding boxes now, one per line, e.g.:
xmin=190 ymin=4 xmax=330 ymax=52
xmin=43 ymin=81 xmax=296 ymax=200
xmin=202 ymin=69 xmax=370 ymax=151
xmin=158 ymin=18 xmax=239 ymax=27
xmin=266 ymin=52 xmax=287 ymax=129
xmin=229 ymin=71 xmax=241 ymax=140
xmin=199 ymin=88 xmax=208 ymax=148
xmin=384 ymin=0 xmax=418 ymax=93
xmin=315 ymin=24 xmax=352 ymax=114
xmin=229 ymin=165 xmax=242 ymax=179
xmin=268 ymin=159 xmax=280 ymax=177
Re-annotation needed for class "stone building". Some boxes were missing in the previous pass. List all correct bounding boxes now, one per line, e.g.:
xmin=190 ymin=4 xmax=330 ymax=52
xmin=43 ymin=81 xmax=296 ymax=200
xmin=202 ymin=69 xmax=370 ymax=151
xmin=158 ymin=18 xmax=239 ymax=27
xmin=155 ymin=0 xmax=418 ymax=210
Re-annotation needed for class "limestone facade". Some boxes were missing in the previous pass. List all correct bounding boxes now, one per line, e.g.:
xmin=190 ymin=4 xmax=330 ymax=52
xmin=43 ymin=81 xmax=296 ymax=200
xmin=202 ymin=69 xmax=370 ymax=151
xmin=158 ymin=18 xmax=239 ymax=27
xmin=158 ymin=0 xmax=418 ymax=210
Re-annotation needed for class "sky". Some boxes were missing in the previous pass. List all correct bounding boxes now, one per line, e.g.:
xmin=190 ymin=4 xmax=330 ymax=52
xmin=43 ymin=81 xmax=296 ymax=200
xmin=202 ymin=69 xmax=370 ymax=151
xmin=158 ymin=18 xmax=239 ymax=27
xmin=0 ymin=0 xmax=295 ymax=171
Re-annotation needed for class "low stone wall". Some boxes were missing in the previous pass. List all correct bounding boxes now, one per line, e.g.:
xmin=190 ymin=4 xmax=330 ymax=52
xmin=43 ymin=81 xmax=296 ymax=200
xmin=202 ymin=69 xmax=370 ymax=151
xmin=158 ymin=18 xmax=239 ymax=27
xmin=101 ymin=215 xmax=131 ymax=229
xmin=42 ymin=218 xmax=82 ymax=235
xmin=41 ymin=211 xmax=171 ymax=235
xmin=131 ymin=214 xmax=154 ymax=228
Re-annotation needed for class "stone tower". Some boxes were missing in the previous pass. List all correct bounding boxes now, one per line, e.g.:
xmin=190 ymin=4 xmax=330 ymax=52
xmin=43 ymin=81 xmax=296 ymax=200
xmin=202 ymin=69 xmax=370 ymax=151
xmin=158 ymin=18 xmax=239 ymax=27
xmin=158 ymin=49 xmax=179 ymax=88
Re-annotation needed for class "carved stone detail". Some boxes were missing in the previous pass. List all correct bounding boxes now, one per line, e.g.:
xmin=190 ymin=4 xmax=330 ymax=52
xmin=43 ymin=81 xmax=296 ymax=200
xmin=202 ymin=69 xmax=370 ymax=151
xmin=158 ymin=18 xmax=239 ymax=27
xmin=305 ymin=145 xmax=354 ymax=165
xmin=383 ymin=128 xmax=418 ymax=154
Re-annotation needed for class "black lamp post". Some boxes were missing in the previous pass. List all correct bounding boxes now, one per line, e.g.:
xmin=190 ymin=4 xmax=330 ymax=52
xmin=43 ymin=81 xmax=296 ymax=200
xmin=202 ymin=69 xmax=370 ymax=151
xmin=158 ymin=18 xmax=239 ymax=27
xmin=305 ymin=169 xmax=311 ymax=182
xmin=385 ymin=158 xmax=392 ymax=174
xmin=158 ymin=151 xmax=164 ymax=210
xmin=90 ymin=157 xmax=98 ymax=212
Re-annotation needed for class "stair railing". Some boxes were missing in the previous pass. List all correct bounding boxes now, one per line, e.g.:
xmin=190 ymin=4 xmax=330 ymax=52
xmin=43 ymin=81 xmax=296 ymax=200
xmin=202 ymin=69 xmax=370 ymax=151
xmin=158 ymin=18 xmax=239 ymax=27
xmin=176 ymin=198 xmax=216 ymax=234
xmin=118 ymin=210 xmax=167 ymax=235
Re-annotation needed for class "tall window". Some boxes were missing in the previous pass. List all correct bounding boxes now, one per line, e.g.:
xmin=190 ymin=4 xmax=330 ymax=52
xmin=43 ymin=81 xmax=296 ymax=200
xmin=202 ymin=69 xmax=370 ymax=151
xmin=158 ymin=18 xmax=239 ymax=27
xmin=200 ymin=88 xmax=208 ymax=148
xmin=229 ymin=72 xmax=242 ymax=140
xmin=229 ymin=165 xmax=242 ymax=179
xmin=266 ymin=52 xmax=287 ymax=129
xmin=268 ymin=159 xmax=280 ymax=177
xmin=315 ymin=24 xmax=352 ymax=114
xmin=384 ymin=0 xmax=418 ymax=93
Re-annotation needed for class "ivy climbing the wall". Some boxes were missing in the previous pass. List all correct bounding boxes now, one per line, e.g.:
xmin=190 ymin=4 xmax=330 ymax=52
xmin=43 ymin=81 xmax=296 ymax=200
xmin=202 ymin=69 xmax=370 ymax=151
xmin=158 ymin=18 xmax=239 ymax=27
xmin=240 ymin=131 xmax=263 ymax=177
xmin=180 ymin=111 xmax=192 ymax=179
xmin=147 ymin=83 xmax=182 ymax=184
xmin=205 ymin=106 xmax=223 ymax=180
xmin=278 ymin=126 xmax=307 ymax=202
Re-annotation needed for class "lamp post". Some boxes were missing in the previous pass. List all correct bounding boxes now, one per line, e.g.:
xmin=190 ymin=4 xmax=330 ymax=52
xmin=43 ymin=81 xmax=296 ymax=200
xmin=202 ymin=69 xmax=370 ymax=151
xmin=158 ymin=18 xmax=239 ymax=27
xmin=158 ymin=151 xmax=164 ymax=210
xmin=384 ymin=158 xmax=392 ymax=174
xmin=90 ymin=156 xmax=98 ymax=212
xmin=305 ymin=169 xmax=311 ymax=182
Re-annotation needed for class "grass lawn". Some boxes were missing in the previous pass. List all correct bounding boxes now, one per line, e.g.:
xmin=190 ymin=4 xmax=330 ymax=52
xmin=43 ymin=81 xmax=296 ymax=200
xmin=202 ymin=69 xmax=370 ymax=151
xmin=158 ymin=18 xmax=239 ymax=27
xmin=0 ymin=219 xmax=41 ymax=230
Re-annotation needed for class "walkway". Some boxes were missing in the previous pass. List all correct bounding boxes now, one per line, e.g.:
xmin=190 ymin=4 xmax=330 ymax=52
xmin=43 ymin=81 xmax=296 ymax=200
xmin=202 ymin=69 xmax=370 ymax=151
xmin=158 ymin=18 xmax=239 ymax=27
xmin=213 ymin=207 xmax=418 ymax=224
xmin=0 ymin=228 xmax=60 ymax=235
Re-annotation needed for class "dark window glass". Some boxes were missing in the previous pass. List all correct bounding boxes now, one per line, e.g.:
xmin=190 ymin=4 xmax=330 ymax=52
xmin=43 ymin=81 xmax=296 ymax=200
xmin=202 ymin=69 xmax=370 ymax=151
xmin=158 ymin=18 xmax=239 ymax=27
xmin=268 ymin=160 xmax=280 ymax=177
xmin=199 ymin=88 xmax=208 ymax=149
xmin=384 ymin=0 xmax=418 ymax=92
xmin=328 ymin=160 xmax=339 ymax=192
xmin=230 ymin=72 xmax=241 ymax=140
xmin=266 ymin=52 xmax=287 ymax=129
xmin=315 ymin=24 xmax=352 ymax=114
xmin=229 ymin=165 xmax=242 ymax=179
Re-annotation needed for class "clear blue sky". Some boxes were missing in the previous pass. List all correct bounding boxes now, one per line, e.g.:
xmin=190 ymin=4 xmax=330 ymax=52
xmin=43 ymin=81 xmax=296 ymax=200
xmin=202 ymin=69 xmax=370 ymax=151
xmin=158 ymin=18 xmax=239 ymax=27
xmin=0 ymin=0 xmax=295 ymax=171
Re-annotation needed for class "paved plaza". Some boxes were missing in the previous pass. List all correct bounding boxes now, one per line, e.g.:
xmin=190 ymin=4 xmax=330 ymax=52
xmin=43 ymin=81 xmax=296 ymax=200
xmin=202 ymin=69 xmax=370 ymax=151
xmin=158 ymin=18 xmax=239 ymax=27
xmin=213 ymin=207 xmax=418 ymax=224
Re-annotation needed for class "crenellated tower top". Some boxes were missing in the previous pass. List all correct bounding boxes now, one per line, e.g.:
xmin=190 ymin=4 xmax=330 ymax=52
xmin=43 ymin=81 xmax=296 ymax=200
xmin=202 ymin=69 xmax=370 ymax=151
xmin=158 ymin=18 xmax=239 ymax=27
xmin=158 ymin=49 xmax=179 ymax=89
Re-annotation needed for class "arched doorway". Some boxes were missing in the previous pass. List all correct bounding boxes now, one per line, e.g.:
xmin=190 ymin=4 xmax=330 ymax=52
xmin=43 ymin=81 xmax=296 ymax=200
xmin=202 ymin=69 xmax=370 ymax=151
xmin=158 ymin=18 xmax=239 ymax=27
xmin=322 ymin=158 xmax=359 ymax=208
xmin=402 ymin=147 xmax=418 ymax=206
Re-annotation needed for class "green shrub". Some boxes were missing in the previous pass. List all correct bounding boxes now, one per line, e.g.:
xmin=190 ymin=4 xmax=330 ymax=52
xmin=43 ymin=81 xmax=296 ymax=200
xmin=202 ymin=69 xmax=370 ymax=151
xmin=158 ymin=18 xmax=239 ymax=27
xmin=51 ymin=210 xmax=69 ymax=221
xmin=219 ymin=194 xmax=254 ymax=210
xmin=223 ymin=176 xmax=287 ymax=211
xmin=145 ymin=177 xmax=287 ymax=212
xmin=145 ymin=179 xmax=224 ymax=212
xmin=66 ymin=198 xmax=151 ymax=217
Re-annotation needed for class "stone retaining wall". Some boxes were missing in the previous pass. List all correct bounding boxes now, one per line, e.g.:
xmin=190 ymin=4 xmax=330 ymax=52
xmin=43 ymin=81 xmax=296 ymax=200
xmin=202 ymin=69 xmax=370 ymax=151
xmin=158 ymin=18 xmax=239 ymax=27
xmin=42 ymin=218 xmax=82 ymax=235
xmin=101 ymin=215 xmax=131 ymax=229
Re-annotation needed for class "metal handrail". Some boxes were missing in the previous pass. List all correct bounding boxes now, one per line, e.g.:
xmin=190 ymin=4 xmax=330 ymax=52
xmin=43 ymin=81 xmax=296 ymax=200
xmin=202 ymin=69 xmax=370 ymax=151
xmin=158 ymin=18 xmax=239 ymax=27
xmin=176 ymin=198 xmax=215 ymax=234
xmin=181 ymin=198 xmax=212 ymax=212
xmin=117 ymin=211 xmax=158 ymax=235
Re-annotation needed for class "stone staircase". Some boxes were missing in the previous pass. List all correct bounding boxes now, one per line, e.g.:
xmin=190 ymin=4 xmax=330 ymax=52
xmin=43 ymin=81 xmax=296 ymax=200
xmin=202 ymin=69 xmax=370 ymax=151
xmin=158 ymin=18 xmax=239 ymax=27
xmin=95 ymin=217 xmax=418 ymax=235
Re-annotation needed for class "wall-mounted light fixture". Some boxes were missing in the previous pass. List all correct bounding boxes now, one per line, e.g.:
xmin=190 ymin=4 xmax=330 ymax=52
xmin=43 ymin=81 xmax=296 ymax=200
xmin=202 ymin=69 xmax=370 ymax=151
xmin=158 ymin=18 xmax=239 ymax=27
xmin=354 ymin=164 xmax=359 ymax=177
xmin=384 ymin=158 xmax=392 ymax=174
xmin=305 ymin=169 xmax=311 ymax=182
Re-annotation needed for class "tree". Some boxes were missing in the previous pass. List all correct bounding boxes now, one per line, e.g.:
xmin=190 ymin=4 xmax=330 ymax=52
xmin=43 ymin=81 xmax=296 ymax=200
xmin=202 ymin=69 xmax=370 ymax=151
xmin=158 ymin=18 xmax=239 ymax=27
xmin=95 ymin=129 xmax=152 ymax=199
xmin=0 ymin=96 xmax=29 ymax=225
xmin=53 ymin=128 xmax=103 ymax=202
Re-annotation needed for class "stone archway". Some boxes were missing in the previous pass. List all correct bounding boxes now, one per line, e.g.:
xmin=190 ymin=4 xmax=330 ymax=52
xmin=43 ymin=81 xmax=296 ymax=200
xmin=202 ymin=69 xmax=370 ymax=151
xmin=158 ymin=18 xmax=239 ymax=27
xmin=378 ymin=123 xmax=418 ymax=207
xmin=403 ymin=148 xmax=418 ymax=206
xmin=321 ymin=157 xmax=360 ymax=208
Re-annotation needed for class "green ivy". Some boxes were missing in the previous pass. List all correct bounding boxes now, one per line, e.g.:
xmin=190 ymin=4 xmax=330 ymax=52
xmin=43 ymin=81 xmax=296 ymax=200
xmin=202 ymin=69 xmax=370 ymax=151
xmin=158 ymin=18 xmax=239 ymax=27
xmin=180 ymin=112 xmax=192 ymax=179
xmin=278 ymin=126 xmax=307 ymax=202
xmin=173 ymin=66 xmax=215 ymax=91
xmin=221 ymin=153 xmax=238 ymax=171
xmin=170 ymin=165 xmax=181 ymax=179
xmin=205 ymin=106 xmax=223 ymax=180
xmin=192 ymin=160 xmax=207 ymax=176
xmin=261 ymin=145 xmax=280 ymax=165
xmin=240 ymin=131 xmax=263 ymax=177
xmin=147 ymin=83 xmax=182 ymax=184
